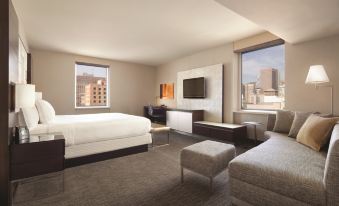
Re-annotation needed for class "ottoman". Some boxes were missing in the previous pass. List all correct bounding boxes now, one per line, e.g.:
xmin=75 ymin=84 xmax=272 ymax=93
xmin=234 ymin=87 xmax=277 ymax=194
xmin=180 ymin=140 xmax=236 ymax=190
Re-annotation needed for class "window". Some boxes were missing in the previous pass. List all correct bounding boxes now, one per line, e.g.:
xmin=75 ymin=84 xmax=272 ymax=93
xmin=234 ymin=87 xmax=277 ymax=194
xmin=75 ymin=62 xmax=109 ymax=108
xmin=241 ymin=44 xmax=285 ymax=110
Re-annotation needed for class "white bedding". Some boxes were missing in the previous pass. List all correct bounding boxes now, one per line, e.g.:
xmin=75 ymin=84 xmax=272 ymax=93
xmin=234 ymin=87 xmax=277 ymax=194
xmin=30 ymin=113 xmax=151 ymax=146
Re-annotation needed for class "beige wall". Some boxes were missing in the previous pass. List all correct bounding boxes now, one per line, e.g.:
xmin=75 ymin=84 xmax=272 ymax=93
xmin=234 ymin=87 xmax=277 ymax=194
xmin=156 ymin=33 xmax=339 ymax=127
xmin=285 ymin=34 xmax=339 ymax=115
xmin=155 ymin=43 xmax=238 ymax=123
xmin=31 ymin=49 xmax=156 ymax=116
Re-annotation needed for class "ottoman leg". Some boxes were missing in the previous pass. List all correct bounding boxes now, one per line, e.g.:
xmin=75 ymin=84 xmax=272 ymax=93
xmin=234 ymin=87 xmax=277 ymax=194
xmin=181 ymin=166 xmax=184 ymax=183
xmin=167 ymin=132 xmax=170 ymax=145
xmin=209 ymin=177 xmax=213 ymax=191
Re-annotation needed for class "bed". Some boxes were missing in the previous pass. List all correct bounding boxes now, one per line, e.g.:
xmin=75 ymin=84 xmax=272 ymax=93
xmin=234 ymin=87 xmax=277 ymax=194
xmin=23 ymin=98 xmax=152 ymax=167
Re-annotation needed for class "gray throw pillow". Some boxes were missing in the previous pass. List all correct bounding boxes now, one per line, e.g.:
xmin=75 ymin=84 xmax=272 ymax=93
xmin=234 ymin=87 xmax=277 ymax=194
xmin=288 ymin=112 xmax=311 ymax=138
xmin=273 ymin=110 xmax=295 ymax=133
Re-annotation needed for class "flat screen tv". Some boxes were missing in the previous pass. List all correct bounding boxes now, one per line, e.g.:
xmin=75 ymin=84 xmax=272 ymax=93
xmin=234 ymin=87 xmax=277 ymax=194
xmin=183 ymin=77 xmax=205 ymax=98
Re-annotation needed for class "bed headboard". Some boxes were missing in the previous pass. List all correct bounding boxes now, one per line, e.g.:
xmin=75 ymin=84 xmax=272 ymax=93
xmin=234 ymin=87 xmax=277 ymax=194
xmin=35 ymin=92 xmax=42 ymax=101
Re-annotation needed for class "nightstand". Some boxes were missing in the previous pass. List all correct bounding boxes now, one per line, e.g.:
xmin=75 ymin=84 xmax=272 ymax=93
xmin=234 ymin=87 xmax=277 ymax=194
xmin=10 ymin=134 xmax=65 ymax=180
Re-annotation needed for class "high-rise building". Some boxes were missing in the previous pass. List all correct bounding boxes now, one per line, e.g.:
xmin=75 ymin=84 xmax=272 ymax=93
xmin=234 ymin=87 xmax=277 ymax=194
xmin=243 ymin=82 xmax=256 ymax=104
xmin=256 ymin=68 xmax=279 ymax=91
xmin=76 ymin=73 xmax=106 ymax=106
xmin=84 ymin=80 xmax=107 ymax=106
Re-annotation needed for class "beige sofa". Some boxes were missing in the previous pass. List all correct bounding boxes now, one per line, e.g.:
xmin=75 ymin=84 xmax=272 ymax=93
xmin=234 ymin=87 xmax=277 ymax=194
xmin=229 ymin=124 xmax=339 ymax=206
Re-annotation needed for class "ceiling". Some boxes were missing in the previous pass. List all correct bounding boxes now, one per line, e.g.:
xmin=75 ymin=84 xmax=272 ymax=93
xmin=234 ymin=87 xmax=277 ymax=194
xmin=12 ymin=0 xmax=263 ymax=66
xmin=216 ymin=0 xmax=339 ymax=44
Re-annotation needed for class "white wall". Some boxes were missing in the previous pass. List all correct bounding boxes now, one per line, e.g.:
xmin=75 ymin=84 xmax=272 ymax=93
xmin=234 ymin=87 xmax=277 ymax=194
xmin=177 ymin=64 xmax=224 ymax=122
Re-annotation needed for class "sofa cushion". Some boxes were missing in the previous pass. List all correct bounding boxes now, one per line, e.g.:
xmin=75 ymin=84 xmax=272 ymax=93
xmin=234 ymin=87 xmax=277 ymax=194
xmin=297 ymin=114 xmax=338 ymax=151
xmin=229 ymin=135 xmax=327 ymax=205
xmin=273 ymin=110 xmax=294 ymax=133
xmin=288 ymin=111 xmax=311 ymax=138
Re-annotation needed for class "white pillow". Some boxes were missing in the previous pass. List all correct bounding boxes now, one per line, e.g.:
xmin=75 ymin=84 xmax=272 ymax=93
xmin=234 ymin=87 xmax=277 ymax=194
xmin=21 ymin=106 xmax=39 ymax=129
xmin=35 ymin=100 xmax=56 ymax=123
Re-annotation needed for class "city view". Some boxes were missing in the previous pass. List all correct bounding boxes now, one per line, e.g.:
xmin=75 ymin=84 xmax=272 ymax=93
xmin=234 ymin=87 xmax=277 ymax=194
xmin=241 ymin=45 xmax=285 ymax=110
xmin=75 ymin=64 xmax=108 ymax=107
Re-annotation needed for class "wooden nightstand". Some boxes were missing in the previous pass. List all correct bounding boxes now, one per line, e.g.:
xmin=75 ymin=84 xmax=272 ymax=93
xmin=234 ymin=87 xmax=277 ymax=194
xmin=10 ymin=134 xmax=65 ymax=180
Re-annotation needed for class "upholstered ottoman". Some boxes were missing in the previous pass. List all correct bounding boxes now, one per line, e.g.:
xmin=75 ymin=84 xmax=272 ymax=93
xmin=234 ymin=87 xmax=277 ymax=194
xmin=180 ymin=140 xmax=236 ymax=190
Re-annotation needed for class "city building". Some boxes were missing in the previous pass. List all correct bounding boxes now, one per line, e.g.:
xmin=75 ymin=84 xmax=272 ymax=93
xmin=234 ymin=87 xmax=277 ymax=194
xmin=76 ymin=73 xmax=106 ymax=107
xmin=84 ymin=80 xmax=107 ymax=106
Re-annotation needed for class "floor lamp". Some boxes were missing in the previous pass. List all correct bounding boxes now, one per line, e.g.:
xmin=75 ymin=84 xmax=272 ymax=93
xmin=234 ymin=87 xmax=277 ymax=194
xmin=305 ymin=65 xmax=333 ymax=115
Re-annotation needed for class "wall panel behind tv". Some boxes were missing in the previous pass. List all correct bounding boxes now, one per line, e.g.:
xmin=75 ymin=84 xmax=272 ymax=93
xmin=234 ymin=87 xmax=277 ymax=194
xmin=177 ymin=64 xmax=224 ymax=122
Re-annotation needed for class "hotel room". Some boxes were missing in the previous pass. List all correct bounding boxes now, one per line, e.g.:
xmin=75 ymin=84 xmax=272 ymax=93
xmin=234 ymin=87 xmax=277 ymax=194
xmin=1 ymin=0 xmax=339 ymax=205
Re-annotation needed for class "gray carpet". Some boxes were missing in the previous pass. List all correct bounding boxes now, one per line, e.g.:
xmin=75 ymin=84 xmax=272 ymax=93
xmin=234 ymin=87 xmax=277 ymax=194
xmin=12 ymin=132 xmax=252 ymax=206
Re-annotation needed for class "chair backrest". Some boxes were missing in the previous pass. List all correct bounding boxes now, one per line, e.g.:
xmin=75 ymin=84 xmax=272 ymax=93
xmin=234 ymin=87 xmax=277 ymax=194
xmin=324 ymin=123 xmax=339 ymax=206
xmin=148 ymin=106 xmax=154 ymax=116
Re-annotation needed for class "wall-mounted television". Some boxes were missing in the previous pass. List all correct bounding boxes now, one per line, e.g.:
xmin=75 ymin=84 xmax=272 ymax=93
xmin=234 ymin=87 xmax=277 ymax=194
xmin=183 ymin=77 xmax=205 ymax=98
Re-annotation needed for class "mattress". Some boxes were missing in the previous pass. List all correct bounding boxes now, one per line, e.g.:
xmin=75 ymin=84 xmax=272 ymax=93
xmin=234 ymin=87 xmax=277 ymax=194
xmin=29 ymin=113 xmax=151 ymax=146
xmin=65 ymin=133 xmax=152 ymax=159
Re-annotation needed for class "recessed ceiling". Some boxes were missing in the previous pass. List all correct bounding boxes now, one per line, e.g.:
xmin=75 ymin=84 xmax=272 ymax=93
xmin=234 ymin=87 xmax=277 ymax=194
xmin=12 ymin=0 xmax=263 ymax=66
xmin=216 ymin=0 xmax=339 ymax=44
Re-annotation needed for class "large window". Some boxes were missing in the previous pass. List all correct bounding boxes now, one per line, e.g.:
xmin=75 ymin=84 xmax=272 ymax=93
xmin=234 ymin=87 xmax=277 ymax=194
xmin=241 ymin=44 xmax=285 ymax=110
xmin=75 ymin=62 xmax=109 ymax=108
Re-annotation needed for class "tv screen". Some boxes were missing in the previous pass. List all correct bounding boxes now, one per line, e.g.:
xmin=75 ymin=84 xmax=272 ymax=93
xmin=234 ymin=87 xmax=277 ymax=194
xmin=183 ymin=77 xmax=205 ymax=98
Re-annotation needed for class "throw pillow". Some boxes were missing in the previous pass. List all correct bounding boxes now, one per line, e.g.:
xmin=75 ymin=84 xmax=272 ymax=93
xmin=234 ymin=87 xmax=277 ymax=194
xmin=288 ymin=112 xmax=311 ymax=138
xmin=296 ymin=114 xmax=338 ymax=151
xmin=273 ymin=110 xmax=294 ymax=133
xmin=21 ymin=106 xmax=39 ymax=129
xmin=35 ymin=99 xmax=56 ymax=123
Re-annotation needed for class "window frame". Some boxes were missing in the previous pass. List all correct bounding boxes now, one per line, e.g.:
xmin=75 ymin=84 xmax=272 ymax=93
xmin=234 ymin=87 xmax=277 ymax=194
xmin=240 ymin=42 xmax=285 ymax=111
xmin=74 ymin=62 xmax=110 ymax=109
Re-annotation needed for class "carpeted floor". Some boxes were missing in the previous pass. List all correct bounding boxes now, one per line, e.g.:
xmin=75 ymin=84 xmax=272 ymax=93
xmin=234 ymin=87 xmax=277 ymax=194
xmin=12 ymin=132 xmax=253 ymax=206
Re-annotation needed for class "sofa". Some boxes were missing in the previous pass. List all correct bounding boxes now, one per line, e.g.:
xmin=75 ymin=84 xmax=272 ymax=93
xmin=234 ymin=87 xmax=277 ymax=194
xmin=229 ymin=123 xmax=339 ymax=206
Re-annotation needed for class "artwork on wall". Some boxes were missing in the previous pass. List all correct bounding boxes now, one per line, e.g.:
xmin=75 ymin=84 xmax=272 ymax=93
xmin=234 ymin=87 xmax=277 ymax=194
xmin=160 ymin=83 xmax=174 ymax=99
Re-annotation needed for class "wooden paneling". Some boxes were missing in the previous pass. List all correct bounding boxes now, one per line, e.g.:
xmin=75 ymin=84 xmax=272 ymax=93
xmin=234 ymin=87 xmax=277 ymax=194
xmin=27 ymin=53 xmax=32 ymax=84
xmin=0 ymin=1 xmax=19 ymax=205
xmin=0 ymin=0 xmax=9 ymax=204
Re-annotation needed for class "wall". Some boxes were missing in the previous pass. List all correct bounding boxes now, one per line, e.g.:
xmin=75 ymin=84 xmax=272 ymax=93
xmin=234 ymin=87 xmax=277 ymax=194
xmin=285 ymin=34 xmax=339 ymax=115
xmin=31 ymin=50 xmax=156 ymax=116
xmin=156 ymin=32 xmax=339 ymax=139
xmin=156 ymin=43 xmax=237 ymax=123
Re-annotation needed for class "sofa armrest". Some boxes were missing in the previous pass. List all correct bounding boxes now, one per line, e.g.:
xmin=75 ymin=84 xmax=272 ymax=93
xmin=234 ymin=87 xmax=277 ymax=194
xmin=324 ymin=124 xmax=339 ymax=206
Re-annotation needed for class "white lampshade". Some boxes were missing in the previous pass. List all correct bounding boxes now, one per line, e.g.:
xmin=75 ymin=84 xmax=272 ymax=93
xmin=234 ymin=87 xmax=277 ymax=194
xmin=15 ymin=84 xmax=36 ymax=109
xmin=305 ymin=65 xmax=330 ymax=84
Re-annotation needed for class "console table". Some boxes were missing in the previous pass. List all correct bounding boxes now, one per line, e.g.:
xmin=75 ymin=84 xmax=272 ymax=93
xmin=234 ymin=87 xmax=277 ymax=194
xmin=193 ymin=121 xmax=247 ymax=144
xmin=166 ymin=109 xmax=204 ymax=133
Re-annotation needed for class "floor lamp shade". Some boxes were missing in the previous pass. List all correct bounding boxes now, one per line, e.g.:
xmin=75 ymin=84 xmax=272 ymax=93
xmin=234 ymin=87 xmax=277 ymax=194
xmin=15 ymin=84 xmax=36 ymax=109
xmin=305 ymin=65 xmax=330 ymax=84
xmin=305 ymin=65 xmax=333 ymax=115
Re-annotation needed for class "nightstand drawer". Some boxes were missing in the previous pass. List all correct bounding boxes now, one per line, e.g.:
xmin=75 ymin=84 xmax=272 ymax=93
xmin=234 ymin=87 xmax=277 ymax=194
xmin=11 ymin=139 xmax=64 ymax=164
xmin=11 ymin=156 xmax=64 ymax=180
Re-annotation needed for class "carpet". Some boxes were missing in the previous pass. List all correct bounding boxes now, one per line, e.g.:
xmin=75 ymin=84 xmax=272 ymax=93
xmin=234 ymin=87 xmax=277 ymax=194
xmin=12 ymin=131 xmax=252 ymax=206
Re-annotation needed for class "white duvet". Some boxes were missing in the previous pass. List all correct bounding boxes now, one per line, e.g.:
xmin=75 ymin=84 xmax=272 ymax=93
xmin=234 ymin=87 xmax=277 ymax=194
xmin=30 ymin=113 xmax=151 ymax=146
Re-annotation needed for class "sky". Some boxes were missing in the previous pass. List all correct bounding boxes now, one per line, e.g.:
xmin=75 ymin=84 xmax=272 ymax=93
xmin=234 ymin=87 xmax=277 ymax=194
xmin=242 ymin=44 xmax=285 ymax=84
xmin=76 ymin=64 xmax=107 ymax=78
